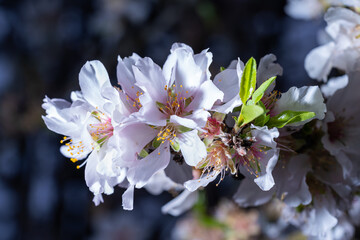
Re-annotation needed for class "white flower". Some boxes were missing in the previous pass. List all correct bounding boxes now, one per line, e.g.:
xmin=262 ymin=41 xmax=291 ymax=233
xmin=305 ymin=7 xmax=360 ymax=81
xmin=322 ymin=70 xmax=360 ymax=185
xmin=42 ymin=60 xmax=128 ymax=204
xmin=281 ymin=193 xmax=339 ymax=239
xmin=117 ymin=43 xmax=223 ymax=209
xmin=235 ymin=154 xmax=312 ymax=208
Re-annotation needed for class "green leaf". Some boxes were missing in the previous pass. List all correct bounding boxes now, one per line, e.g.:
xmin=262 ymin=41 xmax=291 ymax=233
xmin=238 ymin=104 xmax=265 ymax=126
xmin=139 ymin=149 xmax=149 ymax=158
xmin=170 ymin=140 xmax=180 ymax=152
xmin=251 ymin=76 xmax=276 ymax=104
xmin=177 ymin=125 xmax=193 ymax=133
xmin=220 ymin=66 xmax=225 ymax=72
xmin=232 ymin=105 xmax=242 ymax=113
xmin=253 ymin=113 xmax=270 ymax=127
xmin=267 ymin=110 xmax=316 ymax=128
xmin=152 ymin=137 xmax=162 ymax=148
xmin=239 ymin=57 xmax=257 ymax=103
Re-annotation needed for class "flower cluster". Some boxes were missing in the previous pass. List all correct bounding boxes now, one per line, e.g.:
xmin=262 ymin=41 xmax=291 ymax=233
xmin=254 ymin=4 xmax=360 ymax=240
xmin=45 ymin=41 xmax=360 ymax=239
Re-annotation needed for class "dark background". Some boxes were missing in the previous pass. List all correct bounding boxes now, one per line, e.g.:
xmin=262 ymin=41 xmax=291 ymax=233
xmin=0 ymin=0 xmax=323 ymax=239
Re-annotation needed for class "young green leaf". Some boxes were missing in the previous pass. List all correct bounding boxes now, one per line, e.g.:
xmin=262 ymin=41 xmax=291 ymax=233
xmin=253 ymin=112 xmax=270 ymax=127
xmin=267 ymin=110 xmax=316 ymax=128
xmin=177 ymin=125 xmax=193 ymax=133
xmin=239 ymin=57 xmax=257 ymax=103
xmin=239 ymin=104 xmax=265 ymax=126
xmin=251 ymin=76 xmax=276 ymax=104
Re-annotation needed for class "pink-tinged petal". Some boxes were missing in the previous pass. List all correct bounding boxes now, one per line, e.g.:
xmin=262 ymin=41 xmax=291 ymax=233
xmin=187 ymin=80 xmax=224 ymax=112
xmin=184 ymin=173 xmax=219 ymax=192
xmin=178 ymin=130 xmax=207 ymax=167
xmin=122 ymin=185 xmax=135 ymax=210
xmin=79 ymin=60 xmax=112 ymax=109
xmin=161 ymin=189 xmax=199 ymax=216
xmin=257 ymin=54 xmax=283 ymax=93
xmin=273 ymin=86 xmax=326 ymax=126
xmin=127 ymin=143 xmax=171 ymax=188
xmin=133 ymin=57 xmax=168 ymax=103
xmin=117 ymin=54 xmax=142 ymax=97
xmin=305 ymin=42 xmax=335 ymax=81
xmin=233 ymin=178 xmax=274 ymax=207
xmin=116 ymin=122 xmax=158 ymax=165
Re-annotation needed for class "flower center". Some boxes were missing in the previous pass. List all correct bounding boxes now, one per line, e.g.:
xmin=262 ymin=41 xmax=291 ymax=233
xmin=261 ymin=90 xmax=279 ymax=116
xmin=157 ymin=84 xmax=192 ymax=117
xmin=156 ymin=123 xmax=177 ymax=145
xmin=196 ymin=141 xmax=236 ymax=185
xmin=125 ymin=89 xmax=143 ymax=110
xmin=89 ymin=111 xmax=114 ymax=147
xmin=232 ymin=136 xmax=270 ymax=178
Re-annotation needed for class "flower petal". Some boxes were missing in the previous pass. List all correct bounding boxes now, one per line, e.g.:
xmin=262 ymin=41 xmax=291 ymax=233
xmin=257 ymin=54 xmax=283 ymax=93
xmin=79 ymin=60 xmax=112 ymax=109
xmin=178 ymin=130 xmax=207 ymax=167
xmin=305 ymin=42 xmax=335 ymax=81
xmin=122 ymin=185 xmax=135 ymax=210
xmin=233 ymin=178 xmax=274 ymax=207
xmin=184 ymin=172 xmax=219 ymax=192
xmin=127 ymin=142 xmax=171 ymax=188
xmin=161 ymin=189 xmax=198 ymax=216
xmin=273 ymin=86 xmax=326 ymax=126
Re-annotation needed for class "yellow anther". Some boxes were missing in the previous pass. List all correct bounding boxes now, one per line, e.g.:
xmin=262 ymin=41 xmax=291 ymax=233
xmin=180 ymin=85 xmax=183 ymax=88
xmin=158 ymin=152 xmax=161 ymax=155
xmin=76 ymin=165 xmax=80 ymax=169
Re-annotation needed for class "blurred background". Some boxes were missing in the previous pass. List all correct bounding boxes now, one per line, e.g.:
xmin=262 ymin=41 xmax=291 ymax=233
xmin=0 ymin=0 xmax=324 ymax=239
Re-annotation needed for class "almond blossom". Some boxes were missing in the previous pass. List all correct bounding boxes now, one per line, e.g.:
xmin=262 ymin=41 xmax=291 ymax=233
xmin=42 ymin=60 xmax=129 ymax=205
xmin=116 ymin=43 xmax=223 ymax=209
xmin=305 ymin=7 xmax=360 ymax=81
